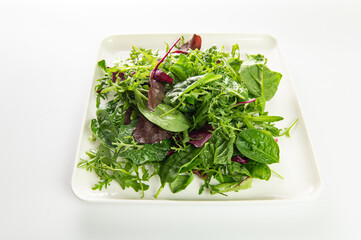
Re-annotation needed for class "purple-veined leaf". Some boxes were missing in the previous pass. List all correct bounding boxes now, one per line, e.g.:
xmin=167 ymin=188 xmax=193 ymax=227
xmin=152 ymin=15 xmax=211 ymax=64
xmin=153 ymin=69 xmax=173 ymax=85
xmin=148 ymin=79 xmax=167 ymax=110
xmin=133 ymin=115 xmax=171 ymax=144
xmin=112 ymin=72 xmax=125 ymax=83
xmin=178 ymin=34 xmax=202 ymax=52
xmin=124 ymin=107 xmax=133 ymax=125
xmin=148 ymin=37 xmax=181 ymax=111
xmin=188 ymin=131 xmax=212 ymax=147
xmin=231 ymin=156 xmax=250 ymax=165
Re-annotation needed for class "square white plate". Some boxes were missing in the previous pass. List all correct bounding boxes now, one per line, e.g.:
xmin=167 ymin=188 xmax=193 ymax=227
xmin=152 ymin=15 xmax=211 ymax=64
xmin=71 ymin=33 xmax=321 ymax=203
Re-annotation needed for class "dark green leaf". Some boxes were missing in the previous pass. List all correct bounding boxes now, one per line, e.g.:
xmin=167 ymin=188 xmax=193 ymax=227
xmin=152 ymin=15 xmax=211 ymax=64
xmin=236 ymin=129 xmax=279 ymax=164
xmin=240 ymin=64 xmax=282 ymax=101
xmin=138 ymin=102 xmax=191 ymax=132
xmin=170 ymin=172 xmax=194 ymax=193
xmin=120 ymin=139 xmax=172 ymax=165
xmin=159 ymin=146 xmax=203 ymax=183
xmin=245 ymin=161 xmax=271 ymax=180
xmin=212 ymin=133 xmax=235 ymax=165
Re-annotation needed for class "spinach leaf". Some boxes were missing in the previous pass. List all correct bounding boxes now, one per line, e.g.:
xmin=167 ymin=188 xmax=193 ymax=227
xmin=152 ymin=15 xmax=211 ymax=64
xmin=236 ymin=129 xmax=279 ymax=164
xmin=212 ymin=134 xmax=235 ymax=165
xmin=240 ymin=64 xmax=282 ymax=101
xmin=170 ymin=172 xmax=194 ymax=193
xmin=94 ymin=144 xmax=113 ymax=165
xmin=228 ymin=161 xmax=251 ymax=176
xmin=137 ymin=102 xmax=191 ymax=132
xmin=159 ymin=146 xmax=203 ymax=183
xmin=164 ymin=73 xmax=222 ymax=104
xmin=245 ymin=161 xmax=271 ymax=180
xmin=192 ymin=131 xmax=235 ymax=167
xmin=120 ymin=139 xmax=171 ymax=165
xmin=198 ymin=143 xmax=214 ymax=168
xmin=254 ymin=97 xmax=266 ymax=114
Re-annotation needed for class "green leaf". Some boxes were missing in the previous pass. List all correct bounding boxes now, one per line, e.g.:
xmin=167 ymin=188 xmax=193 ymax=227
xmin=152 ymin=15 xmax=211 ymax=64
xmin=212 ymin=134 xmax=235 ymax=165
xmin=137 ymin=102 xmax=191 ymax=132
xmin=223 ymin=77 xmax=248 ymax=100
xmin=97 ymin=60 xmax=107 ymax=71
xmin=242 ymin=54 xmax=267 ymax=66
xmin=227 ymin=58 xmax=242 ymax=72
xmin=96 ymin=109 xmax=118 ymax=145
xmin=242 ymin=115 xmax=284 ymax=122
xmin=231 ymin=44 xmax=240 ymax=58
xmin=159 ymin=146 xmax=203 ymax=183
xmin=117 ymin=120 xmax=139 ymax=145
xmin=210 ymin=178 xmax=252 ymax=194
xmin=169 ymin=54 xmax=195 ymax=81
xmin=165 ymin=73 xmax=222 ymax=104
xmin=240 ymin=64 xmax=282 ymax=101
xmin=120 ymin=140 xmax=172 ymax=165
xmin=228 ymin=161 xmax=251 ymax=176
xmin=170 ymin=172 xmax=194 ymax=193
xmin=280 ymin=118 xmax=298 ymax=137
xmin=254 ymin=97 xmax=266 ymax=114
xmin=245 ymin=161 xmax=271 ymax=180
xmin=236 ymin=129 xmax=279 ymax=164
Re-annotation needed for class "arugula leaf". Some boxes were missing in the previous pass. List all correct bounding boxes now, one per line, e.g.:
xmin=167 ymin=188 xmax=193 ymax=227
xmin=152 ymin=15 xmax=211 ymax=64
xmin=165 ymin=73 xmax=222 ymax=104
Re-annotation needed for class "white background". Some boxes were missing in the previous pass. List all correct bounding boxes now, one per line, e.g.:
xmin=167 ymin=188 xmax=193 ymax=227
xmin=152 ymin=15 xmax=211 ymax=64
xmin=1 ymin=0 xmax=360 ymax=239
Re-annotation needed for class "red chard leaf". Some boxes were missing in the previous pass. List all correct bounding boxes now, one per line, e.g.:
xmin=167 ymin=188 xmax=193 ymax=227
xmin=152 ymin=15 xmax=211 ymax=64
xmin=148 ymin=79 xmax=166 ymax=110
xmin=124 ymin=107 xmax=133 ymax=125
xmin=148 ymin=37 xmax=181 ymax=111
xmin=179 ymin=34 xmax=202 ymax=52
xmin=231 ymin=156 xmax=250 ymax=165
xmin=172 ymin=50 xmax=189 ymax=54
xmin=112 ymin=72 xmax=125 ymax=83
xmin=133 ymin=115 xmax=171 ymax=144
xmin=153 ymin=69 xmax=173 ymax=85
xmin=188 ymin=131 xmax=212 ymax=147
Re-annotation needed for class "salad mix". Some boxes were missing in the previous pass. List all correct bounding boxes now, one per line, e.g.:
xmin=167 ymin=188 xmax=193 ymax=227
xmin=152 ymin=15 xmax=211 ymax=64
xmin=78 ymin=34 xmax=296 ymax=198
